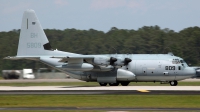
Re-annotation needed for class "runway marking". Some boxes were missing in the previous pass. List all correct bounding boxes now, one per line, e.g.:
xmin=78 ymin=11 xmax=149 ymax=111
xmin=137 ymin=90 xmax=150 ymax=92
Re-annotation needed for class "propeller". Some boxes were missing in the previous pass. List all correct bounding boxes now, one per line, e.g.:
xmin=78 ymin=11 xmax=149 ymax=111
xmin=124 ymin=58 xmax=132 ymax=66
xmin=110 ymin=57 xmax=117 ymax=65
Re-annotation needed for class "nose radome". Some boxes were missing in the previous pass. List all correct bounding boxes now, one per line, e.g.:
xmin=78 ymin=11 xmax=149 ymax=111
xmin=185 ymin=67 xmax=196 ymax=77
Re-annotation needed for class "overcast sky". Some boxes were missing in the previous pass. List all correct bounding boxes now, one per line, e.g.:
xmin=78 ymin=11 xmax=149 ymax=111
xmin=1 ymin=0 xmax=200 ymax=32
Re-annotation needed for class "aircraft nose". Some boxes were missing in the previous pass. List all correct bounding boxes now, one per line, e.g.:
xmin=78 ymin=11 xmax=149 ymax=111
xmin=185 ymin=67 xmax=196 ymax=77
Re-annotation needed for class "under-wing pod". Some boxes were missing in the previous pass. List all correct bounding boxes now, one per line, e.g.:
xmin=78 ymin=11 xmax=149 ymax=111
xmin=57 ymin=63 xmax=94 ymax=71
xmin=117 ymin=69 xmax=135 ymax=81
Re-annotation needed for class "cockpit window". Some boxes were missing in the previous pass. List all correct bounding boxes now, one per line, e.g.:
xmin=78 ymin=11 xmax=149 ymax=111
xmin=180 ymin=60 xmax=186 ymax=63
xmin=180 ymin=60 xmax=189 ymax=67
xmin=172 ymin=59 xmax=180 ymax=64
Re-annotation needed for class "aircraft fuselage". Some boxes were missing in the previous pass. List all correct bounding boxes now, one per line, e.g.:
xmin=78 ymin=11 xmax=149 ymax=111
xmin=39 ymin=53 xmax=195 ymax=83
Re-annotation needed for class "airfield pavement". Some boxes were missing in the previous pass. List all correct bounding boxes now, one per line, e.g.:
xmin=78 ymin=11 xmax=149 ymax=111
xmin=0 ymin=78 xmax=200 ymax=95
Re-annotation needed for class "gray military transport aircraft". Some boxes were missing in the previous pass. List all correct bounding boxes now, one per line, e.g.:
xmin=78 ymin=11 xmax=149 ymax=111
xmin=4 ymin=9 xmax=197 ymax=86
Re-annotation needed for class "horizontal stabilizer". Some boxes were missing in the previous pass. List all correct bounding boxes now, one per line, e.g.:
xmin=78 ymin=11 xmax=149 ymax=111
xmin=4 ymin=56 xmax=24 ymax=60
xmin=4 ymin=56 xmax=40 ymax=60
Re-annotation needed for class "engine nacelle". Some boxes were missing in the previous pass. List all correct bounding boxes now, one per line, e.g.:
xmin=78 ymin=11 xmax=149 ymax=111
xmin=113 ymin=57 xmax=124 ymax=66
xmin=113 ymin=57 xmax=132 ymax=66
xmin=57 ymin=63 xmax=94 ymax=71
xmin=117 ymin=69 xmax=135 ymax=81
xmin=93 ymin=56 xmax=132 ymax=67
xmin=93 ymin=56 xmax=110 ymax=65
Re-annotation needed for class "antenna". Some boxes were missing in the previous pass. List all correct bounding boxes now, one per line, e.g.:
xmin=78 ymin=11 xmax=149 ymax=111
xmin=163 ymin=47 xmax=173 ymax=54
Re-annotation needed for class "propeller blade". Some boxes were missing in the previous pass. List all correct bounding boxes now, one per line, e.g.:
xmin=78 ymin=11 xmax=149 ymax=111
xmin=124 ymin=58 xmax=132 ymax=65
xmin=110 ymin=57 xmax=117 ymax=65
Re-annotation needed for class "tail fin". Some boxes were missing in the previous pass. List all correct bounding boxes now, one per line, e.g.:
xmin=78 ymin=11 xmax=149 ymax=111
xmin=17 ymin=9 xmax=52 ymax=56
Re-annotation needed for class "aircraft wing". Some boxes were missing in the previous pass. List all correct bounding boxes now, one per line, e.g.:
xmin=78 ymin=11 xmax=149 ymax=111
xmin=52 ymin=56 xmax=116 ymax=71
xmin=51 ymin=56 xmax=94 ymax=63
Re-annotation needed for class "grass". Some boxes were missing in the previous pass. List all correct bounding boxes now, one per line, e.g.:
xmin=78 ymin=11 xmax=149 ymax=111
xmin=0 ymin=81 xmax=200 ymax=86
xmin=0 ymin=95 xmax=200 ymax=108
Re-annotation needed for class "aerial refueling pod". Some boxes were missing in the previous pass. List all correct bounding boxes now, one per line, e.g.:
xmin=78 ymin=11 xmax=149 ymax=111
xmin=57 ymin=63 xmax=94 ymax=71
xmin=116 ymin=69 xmax=135 ymax=81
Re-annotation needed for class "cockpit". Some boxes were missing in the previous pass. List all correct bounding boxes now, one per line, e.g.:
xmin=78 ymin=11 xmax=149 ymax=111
xmin=171 ymin=58 xmax=188 ymax=67
xmin=180 ymin=59 xmax=189 ymax=67
xmin=180 ymin=60 xmax=186 ymax=64
xmin=172 ymin=59 xmax=180 ymax=64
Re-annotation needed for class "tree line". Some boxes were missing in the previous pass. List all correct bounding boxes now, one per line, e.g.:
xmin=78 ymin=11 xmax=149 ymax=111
xmin=0 ymin=26 xmax=200 ymax=74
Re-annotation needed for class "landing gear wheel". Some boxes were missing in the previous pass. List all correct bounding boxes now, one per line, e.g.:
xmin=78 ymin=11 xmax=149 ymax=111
xmin=169 ymin=80 xmax=178 ymax=86
xmin=121 ymin=82 xmax=130 ymax=86
xmin=109 ymin=82 xmax=119 ymax=86
xmin=99 ymin=83 xmax=107 ymax=86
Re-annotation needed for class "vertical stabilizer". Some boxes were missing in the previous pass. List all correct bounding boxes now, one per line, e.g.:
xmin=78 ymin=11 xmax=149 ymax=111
xmin=17 ymin=9 xmax=52 ymax=56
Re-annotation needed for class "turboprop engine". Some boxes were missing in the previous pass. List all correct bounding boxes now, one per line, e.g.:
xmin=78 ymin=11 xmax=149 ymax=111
xmin=112 ymin=57 xmax=132 ymax=66
xmin=93 ymin=56 xmax=117 ymax=66
xmin=93 ymin=56 xmax=132 ymax=67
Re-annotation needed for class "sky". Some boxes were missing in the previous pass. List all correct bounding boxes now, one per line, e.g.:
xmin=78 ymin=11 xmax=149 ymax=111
xmin=1 ymin=0 xmax=200 ymax=32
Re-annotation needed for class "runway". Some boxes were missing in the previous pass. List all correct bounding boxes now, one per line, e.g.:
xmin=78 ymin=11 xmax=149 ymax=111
xmin=0 ymin=78 xmax=200 ymax=95
xmin=0 ymin=86 xmax=200 ymax=95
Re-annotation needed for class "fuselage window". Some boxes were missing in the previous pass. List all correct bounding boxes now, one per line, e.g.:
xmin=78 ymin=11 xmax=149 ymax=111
xmin=165 ymin=66 xmax=168 ymax=70
xmin=165 ymin=66 xmax=175 ymax=70
xmin=178 ymin=66 xmax=181 ymax=70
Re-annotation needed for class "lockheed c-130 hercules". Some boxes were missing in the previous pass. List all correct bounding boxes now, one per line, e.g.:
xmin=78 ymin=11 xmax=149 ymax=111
xmin=4 ymin=9 xmax=199 ymax=86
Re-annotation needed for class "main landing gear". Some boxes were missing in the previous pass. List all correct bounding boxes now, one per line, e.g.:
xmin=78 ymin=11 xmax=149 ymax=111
xmin=169 ymin=80 xmax=178 ymax=86
xmin=109 ymin=82 xmax=119 ymax=86
xmin=121 ymin=82 xmax=130 ymax=86
xmin=99 ymin=82 xmax=130 ymax=86
xmin=99 ymin=82 xmax=107 ymax=86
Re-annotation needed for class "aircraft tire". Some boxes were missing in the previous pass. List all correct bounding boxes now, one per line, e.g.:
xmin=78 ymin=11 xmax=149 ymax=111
xmin=121 ymin=82 xmax=130 ymax=86
xmin=109 ymin=82 xmax=119 ymax=86
xmin=169 ymin=80 xmax=178 ymax=86
xmin=99 ymin=83 xmax=107 ymax=86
